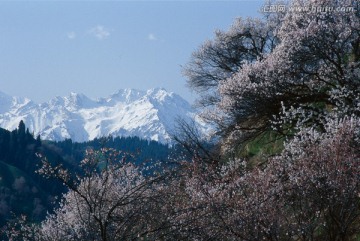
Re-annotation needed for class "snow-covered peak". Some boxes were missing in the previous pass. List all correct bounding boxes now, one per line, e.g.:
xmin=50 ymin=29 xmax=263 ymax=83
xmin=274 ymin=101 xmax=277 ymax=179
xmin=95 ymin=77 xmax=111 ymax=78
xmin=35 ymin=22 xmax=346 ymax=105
xmin=0 ymin=88 xmax=207 ymax=143
xmin=0 ymin=91 xmax=34 ymax=114
xmin=145 ymin=87 xmax=173 ymax=102
xmin=99 ymin=88 xmax=177 ymax=105
xmin=45 ymin=93 xmax=97 ymax=111
xmin=64 ymin=92 xmax=97 ymax=110
xmin=106 ymin=89 xmax=146 ymax=103
xmin=48 ymin=96 xmax=65 ymax=107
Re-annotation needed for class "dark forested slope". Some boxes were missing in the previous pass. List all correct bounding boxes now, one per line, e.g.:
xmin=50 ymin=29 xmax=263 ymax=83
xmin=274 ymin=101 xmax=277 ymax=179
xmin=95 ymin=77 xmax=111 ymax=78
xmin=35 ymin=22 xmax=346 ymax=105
xmin=0 ymin=121 xmax=174 ymax=231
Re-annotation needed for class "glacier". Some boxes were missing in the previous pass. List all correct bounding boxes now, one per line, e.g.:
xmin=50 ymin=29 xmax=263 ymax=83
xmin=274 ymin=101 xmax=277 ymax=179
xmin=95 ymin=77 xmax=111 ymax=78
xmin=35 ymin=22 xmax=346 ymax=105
xmin=0 ymin=88 xmax=208 ymax=143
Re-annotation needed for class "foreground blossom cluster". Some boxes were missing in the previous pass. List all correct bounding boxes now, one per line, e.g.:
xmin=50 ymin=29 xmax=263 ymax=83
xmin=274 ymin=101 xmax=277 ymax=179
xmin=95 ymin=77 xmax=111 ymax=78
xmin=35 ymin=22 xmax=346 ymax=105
xmin=8 ymin=118 xmax=360 ymax=240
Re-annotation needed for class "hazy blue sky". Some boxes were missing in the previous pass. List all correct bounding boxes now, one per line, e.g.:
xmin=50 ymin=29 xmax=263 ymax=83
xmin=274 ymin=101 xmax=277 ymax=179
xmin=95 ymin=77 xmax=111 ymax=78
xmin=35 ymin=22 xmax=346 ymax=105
xmin=0 ymin=0 xmax=263 ymax=104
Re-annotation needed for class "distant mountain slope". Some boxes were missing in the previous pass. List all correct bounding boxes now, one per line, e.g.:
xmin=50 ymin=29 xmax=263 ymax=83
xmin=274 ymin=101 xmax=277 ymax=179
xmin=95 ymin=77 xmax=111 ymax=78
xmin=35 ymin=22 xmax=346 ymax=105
xmin=0 ymin=122 xmax=176 ymax=231
xmin=0 ymin=88 xmax=208 ymax=143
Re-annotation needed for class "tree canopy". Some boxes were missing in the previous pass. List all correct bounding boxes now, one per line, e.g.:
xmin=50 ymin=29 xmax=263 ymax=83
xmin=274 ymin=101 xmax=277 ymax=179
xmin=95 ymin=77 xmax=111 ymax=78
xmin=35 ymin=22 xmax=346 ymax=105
xmin=185 ymin=0 xmax=360 ymax=153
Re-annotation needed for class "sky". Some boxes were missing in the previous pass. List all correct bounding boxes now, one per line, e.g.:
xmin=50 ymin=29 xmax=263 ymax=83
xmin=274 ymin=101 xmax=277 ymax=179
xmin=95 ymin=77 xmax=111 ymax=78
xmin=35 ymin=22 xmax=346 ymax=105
xmin=0 ymin=0 xmax=264 ymax=104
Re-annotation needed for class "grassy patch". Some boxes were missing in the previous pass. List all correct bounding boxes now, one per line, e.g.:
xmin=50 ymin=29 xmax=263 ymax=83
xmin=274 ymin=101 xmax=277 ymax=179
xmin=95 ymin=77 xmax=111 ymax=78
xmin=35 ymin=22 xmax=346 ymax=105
xmin=237 ymin=131 xmax=285 ymax=166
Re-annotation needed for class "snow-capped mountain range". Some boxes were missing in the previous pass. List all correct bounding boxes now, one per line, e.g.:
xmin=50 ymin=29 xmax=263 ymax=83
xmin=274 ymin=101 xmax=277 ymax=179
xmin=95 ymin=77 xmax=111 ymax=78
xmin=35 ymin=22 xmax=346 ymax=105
xmin=0 ymin=88 xmax=207 ymax=143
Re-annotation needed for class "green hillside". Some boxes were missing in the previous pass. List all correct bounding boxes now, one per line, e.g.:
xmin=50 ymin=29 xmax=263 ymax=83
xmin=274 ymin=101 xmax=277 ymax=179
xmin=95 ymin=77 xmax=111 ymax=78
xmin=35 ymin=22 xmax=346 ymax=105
xmin=0 ymin=161 xmax=50 ymax=225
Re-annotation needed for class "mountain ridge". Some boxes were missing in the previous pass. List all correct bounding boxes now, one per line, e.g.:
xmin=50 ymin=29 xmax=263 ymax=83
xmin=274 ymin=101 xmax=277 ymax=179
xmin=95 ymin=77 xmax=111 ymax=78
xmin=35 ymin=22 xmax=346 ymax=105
xmin=0 ymin=88 xmax=207 ymax=143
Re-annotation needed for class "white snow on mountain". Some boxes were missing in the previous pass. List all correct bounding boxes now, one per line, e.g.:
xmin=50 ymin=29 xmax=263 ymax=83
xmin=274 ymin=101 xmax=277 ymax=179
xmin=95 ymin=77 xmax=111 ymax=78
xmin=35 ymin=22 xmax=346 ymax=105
xmin=0 ymin=88 xmax=209 ymax=143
